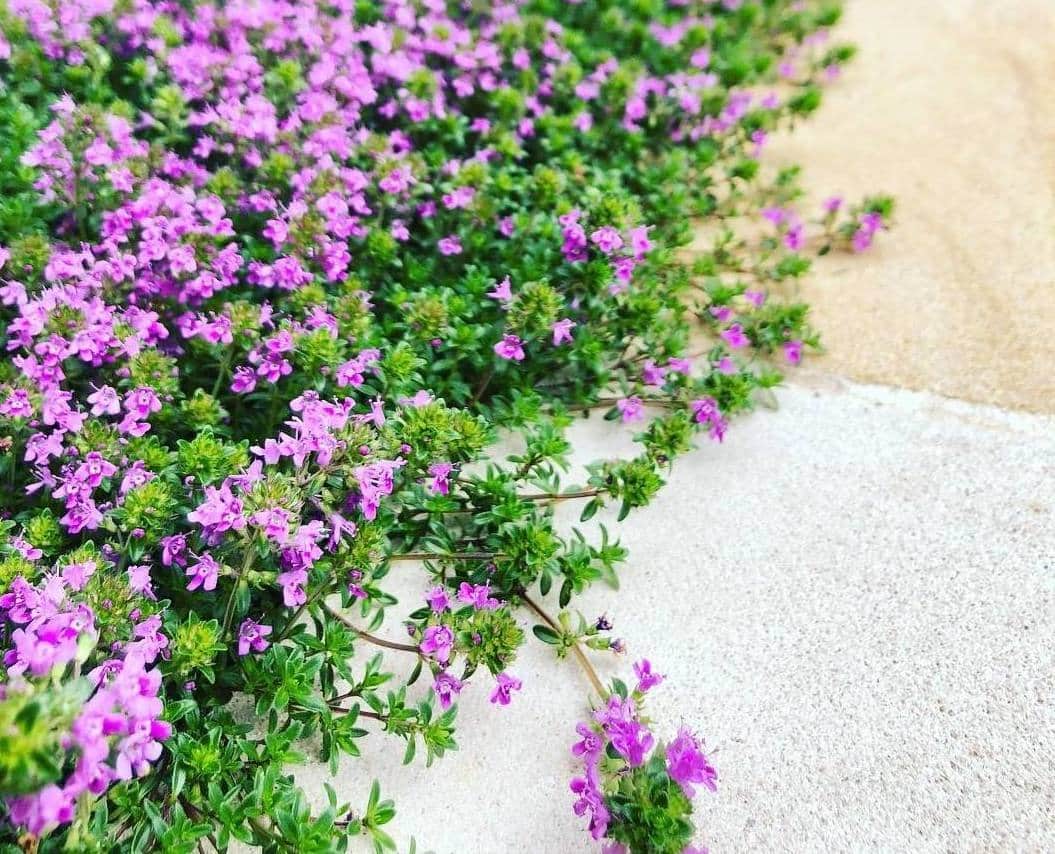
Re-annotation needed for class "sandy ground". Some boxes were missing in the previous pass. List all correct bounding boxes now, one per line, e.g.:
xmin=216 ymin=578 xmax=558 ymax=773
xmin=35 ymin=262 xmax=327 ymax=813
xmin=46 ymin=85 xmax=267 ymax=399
xmin=298 ymin=383 xmax=1055 ymax=853
xmin=768 ymin=0 xmax=1055 ymax=413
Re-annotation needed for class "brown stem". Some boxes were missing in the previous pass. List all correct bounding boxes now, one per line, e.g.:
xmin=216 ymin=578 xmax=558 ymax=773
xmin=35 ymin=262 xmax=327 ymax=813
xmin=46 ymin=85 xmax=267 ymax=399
xmin=388 ymin=551 xmax=499 ymax=562
xmin=517 ymin=488 xmax=601 ymax=503
xmin=520 ymin=590 xmax=608 ymax=699
xmin=328 ymin=702 xmax=384 ymax=720
xmin=322 ymin=603 xmax=419 ymax=652
xmin=470 ymin=365 xmax=496 ymax=405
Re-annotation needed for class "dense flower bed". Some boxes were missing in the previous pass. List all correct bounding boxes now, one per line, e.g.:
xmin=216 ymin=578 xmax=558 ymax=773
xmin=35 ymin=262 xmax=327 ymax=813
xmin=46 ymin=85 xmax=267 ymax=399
xmin=0 ymin=0 xmax=889 ymax=850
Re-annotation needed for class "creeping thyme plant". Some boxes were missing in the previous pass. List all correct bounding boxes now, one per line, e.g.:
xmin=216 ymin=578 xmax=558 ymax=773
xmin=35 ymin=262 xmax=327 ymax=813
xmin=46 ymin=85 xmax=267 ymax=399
xmin=0 ymin=0 xmax=890 ymax=850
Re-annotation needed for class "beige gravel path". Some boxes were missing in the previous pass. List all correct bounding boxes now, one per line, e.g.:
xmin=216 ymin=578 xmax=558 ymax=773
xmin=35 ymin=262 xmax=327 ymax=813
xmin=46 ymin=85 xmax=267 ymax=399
xmin=769 ymin=0 xmax=1055 ymax=413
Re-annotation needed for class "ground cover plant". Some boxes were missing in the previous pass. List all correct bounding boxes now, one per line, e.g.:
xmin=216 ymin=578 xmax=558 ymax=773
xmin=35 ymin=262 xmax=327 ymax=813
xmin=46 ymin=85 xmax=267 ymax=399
xmin=0 ymin=0 xmax=890 ymax=850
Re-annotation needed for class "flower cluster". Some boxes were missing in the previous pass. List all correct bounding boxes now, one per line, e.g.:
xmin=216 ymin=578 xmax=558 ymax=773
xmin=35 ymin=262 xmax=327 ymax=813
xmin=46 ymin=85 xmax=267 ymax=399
xmin=569 ymin=661 xmax=716 ymax=853
xmin=0 ymin=0 xmax=888 ymax=849
xmin=0 ymin=567 xmax=168 ymax=837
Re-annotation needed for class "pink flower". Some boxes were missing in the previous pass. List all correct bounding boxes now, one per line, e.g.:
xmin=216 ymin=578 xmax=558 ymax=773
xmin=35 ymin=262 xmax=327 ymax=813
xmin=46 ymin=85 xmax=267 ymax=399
xmin=551 ymin=318 xmax=576 ymax=345
xmin=488 ymin=276 xmax=513 ymax=305
xmin=665 ymin=729 xmax=717 ymax=798
xmin=433 ymin=671 xmax=464 ymax=710
xmin=494 ymin=334 xmax=525 ymax=361
xmin=185 ymin=555 xmax=220 ymax=592
xmin=87 ymin=385 xmax=120 ymax=416
xmin=438 ymin=235 xmax=462 ymax=256
xmin=720 ymin=323 xmax=748 ymax=349
xmin=616 ymin=396 xmax=645 ymax=423
xmin=457 ymin=582 xmax=500 ymax=610
xmin=490 ymin=672 xmax=522 ymax=705
xmin=230 ymin=367 xmax=256 ymax=394
xmin=420 ymin=625 xmax=454 ymax=663
xmin=641 ymin=360 xmax=666 ymax=386
xmin=783 ymin=339 xmax=804 ymax=365
xmin=628 ymin=225 xmax=652 ymax=258
xmin=427 ymin=462 xmax=453 ymax=495
xmin=690 ymin=397 xmax=727 ymax=442
xmin=590 ymin=226 xmax=623 ymax=254
xmin=425 ymin=586 xmax=451 ymax=613
xmin=237 ymin=619 xmax=273 ymax=656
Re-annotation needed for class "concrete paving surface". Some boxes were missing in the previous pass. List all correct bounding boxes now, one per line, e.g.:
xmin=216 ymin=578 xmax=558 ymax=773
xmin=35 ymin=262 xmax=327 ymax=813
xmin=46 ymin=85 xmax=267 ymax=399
xmin=302 ymin=379 xmax=1055 ymax=853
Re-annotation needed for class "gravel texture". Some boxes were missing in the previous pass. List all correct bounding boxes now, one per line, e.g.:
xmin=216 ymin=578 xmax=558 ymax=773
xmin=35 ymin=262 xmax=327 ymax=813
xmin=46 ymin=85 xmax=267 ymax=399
xmin=297 ymin=378 xmax=1055 ymax=853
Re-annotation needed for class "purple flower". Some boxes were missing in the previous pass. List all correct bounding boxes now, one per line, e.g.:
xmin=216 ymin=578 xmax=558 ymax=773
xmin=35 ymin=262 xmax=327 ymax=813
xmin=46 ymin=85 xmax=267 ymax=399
xmin=420 ymin=625 xmax=454 ymax=664
xmin=590 ymin=226 xmax=623 ymax=254
xmin=457 ymin=582 xmax=500 ymax=610
xmin=433 ymin=671 xmax=464 ymax=710
xmin=783 ymin=339 xmax=804 ymax=365
xmin=426 ymin=462 xmax=453 ymax=495
xmin=852 ymin=212 xmax=883 ymax=253
xmin=571 ymin=722 xmax=604 ymax=759
xmin=665 ymin=729 xmax=717 ymax=798
xmin=494 ymin=334 xmax=525 ymax=362
xmin=185 ymin=555 xmax=220 ymax=592
xmin=489 ymin=672 xmax=522 ymax=706
xmin=720 ymin=323 xmax=748 ymax=349
xmin=690 ymin=397 xmax=727 ymax=442
xmin=438 ymin=235 xmax=462 ymax=256
xmin=551 ymin=318 xmax=576 ymax=345
xmin=823 ymin=196 xmax=843 ymax=214
xmin=230 ymin=366 xmax=257 ymax=393
xmin=61 ymin=561 xmax=97 ymax=591
xmin=86 ymin=385 xmax=120 ymax=416
xmin=570 ymin=761 xmax=610 ymax=840
xmin=628 ymin=225 xmax=652 ymax=258
xmin=595 ymin=696 xmax=654 ymax=767
xmin=160 ymin=534 xmax=188 ymax=568
xmin=277 ymin=569 xmax=307 ymax=607
xmin=127 ymin=565 xmax=155 ymax=600
xmin=351 ymin=459 xmax=403 ymax=520
xmin=237 ymin=619 xmax=273 ymax=656
xmin=487 ymin=276 xmax=513 ymax=305
xmin=633 ymin=658 xmax=664 ymax=693
xmin=641 ymin=360 xmax=666 ymax=386
xmin=616 ymin=396 xmax=645 ymax=423
xmin=744 ymin=290 xmax=766 ymax=308
xmin=425 ymin=586 xmax=451 ymax=613
xmin=123 ymin=387 xmax=161 ymax=420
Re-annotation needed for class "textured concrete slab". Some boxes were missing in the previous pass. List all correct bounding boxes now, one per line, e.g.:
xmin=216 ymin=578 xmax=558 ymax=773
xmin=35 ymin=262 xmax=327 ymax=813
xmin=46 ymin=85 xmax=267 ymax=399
xmin=767 ymin=0 xmax=1055 ymax=413
xmin=297 ymin=379 xmax=1055 ymax=853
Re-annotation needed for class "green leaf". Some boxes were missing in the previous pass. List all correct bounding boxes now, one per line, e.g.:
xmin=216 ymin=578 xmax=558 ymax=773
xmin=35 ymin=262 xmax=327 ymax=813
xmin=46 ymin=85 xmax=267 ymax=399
xmin=531 ymin=624 xmax=561 ymax=644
